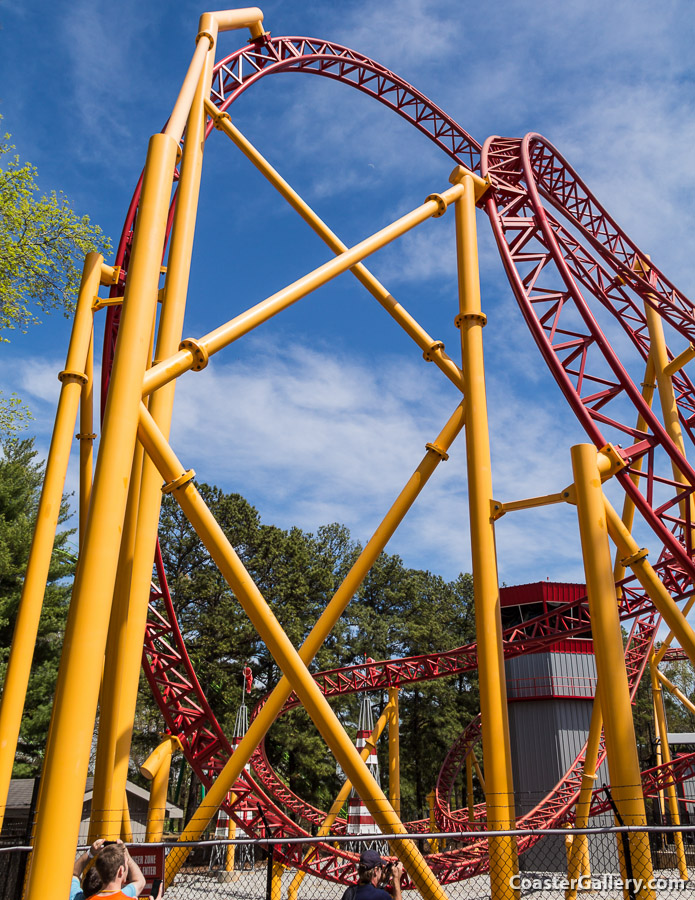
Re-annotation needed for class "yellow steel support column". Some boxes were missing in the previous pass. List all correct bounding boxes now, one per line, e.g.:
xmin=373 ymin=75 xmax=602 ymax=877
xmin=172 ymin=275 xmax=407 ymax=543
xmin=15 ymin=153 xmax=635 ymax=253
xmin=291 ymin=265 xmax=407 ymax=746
xmin=643 ymin=300 xmax=695 ymax=533
xmin=427 ymin=790 xmax=439 ymax=854
xmin=452 ymin=165 xmax=518 ymax=900
xmin=161 ymin=404 xmax=464 ymax=883
xmin=142 ymin=735 xmax=181 ymax=842
xmin=466 ymin=753 xmax=474 ymax=822
xmin=653 ymin=687 xmax=666 ymax=827
xmin=0 ymin=251 xmax=102 ymax=831
xmin=388 ymin=686 xmax=401 ymax=819
xmin=565 ymin=696 xmax=602 ymax=900
xmin=226 ymin=796 xmax=237 ymax=874
xmin=612 ymin=356 xmax=655 ymax=592
xmin=472 ymin=755 xmax=486 ymax=794
xmin=653 ymin=594 xmax=695 ymax=667
xmin=78 ymin=329 xmax=95 ymax=546
xmin=650 ymin=659 xmax=688 ymax=880
xmin=571 ymin=444 xmax=655 ymax=900
xmin=24 ymin=132 xmax=178 ymax=900
xmin=137 ymin=411 xmax=450 ymax=900
xmin=287 ymin=698 xmax=395 ymax=900
xmin=89 ymin=13 xmax=216 ymax=845
xmin=163 ymin=9 xmax=263 ymax=145
xmin=121 ymin=793 xmax=133 ymax=843
xmin=603 ymin=497 xmax=695 ymax=668
xmin=89 ymin=443 xmax=147 ymax=842
xmin=271 ymin=859 xmax=284 ymax=900
xmin=656 ymin=667 xmax=695 ymax=717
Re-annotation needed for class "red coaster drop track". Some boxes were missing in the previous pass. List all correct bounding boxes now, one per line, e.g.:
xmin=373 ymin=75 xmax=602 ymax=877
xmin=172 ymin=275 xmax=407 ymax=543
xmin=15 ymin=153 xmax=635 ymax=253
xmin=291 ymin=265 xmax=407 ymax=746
xmin=101 ymin=34 xmax=695 ymax=885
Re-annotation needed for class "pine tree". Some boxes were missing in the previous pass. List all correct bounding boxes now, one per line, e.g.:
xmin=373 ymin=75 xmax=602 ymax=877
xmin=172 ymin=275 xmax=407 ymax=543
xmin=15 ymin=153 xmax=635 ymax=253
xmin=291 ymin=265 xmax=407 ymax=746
xmin=0 ymin=438 xmax=74 ymax=774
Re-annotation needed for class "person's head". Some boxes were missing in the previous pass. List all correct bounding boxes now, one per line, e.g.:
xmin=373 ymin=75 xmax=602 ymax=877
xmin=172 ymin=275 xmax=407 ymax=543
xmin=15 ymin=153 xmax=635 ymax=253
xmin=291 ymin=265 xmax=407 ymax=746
xmin=95 ymin=844 xmax=128 ymax=887
xmin=81 ymin=865 xmax=103 ymax=898
xmin=358 ymin=850 xmax=385 ymax=885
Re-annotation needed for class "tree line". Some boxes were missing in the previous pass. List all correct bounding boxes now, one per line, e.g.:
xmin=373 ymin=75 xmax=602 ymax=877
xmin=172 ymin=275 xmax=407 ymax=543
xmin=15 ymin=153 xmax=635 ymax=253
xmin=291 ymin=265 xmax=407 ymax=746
xmin=154 ymin=486 xmax=480 ymax=821
xmin=1 ymin=438 xmax=694 ymax=827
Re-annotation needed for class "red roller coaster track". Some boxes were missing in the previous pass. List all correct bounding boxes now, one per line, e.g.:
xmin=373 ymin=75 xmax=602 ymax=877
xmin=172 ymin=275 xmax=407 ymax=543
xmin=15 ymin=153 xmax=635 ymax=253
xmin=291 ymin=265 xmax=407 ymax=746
xmin=100 ymin=33 xmax=695 ymax=886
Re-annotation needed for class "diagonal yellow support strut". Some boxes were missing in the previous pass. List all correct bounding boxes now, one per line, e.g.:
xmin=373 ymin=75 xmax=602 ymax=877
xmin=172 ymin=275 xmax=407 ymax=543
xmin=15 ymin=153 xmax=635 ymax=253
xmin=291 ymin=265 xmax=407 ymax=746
xmin=153 ymin=399 xmax=464 ymax=884
xmin=204 ymin=97 xmax=465 ymax=393
xmin=136 ymin=404 xmax=452 ymax=900
xmin=141 ymin=181 xmax=465 ymax=397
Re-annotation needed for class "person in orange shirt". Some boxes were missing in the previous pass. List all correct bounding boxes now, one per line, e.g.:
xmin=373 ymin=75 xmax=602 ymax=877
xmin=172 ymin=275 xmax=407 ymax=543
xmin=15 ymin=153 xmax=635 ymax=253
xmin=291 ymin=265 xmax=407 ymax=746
xmin=92 ymin=843 xmax=146 ymax=898
xmin=71 ymin=840 xmax=146 ymax=899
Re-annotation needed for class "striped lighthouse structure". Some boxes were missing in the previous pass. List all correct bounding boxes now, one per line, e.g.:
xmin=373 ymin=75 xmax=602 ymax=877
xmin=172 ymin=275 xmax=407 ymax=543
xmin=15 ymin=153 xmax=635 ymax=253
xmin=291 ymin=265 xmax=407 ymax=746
xmin=214 ymin=802 xmax=231 ymax=838
xmin=347 ymin=693 xmax=381 ymax=834
xmin=210 ymin=668 xmax=257 ymax=872
xmin=232 ymin=666 xmax=252 ymax=773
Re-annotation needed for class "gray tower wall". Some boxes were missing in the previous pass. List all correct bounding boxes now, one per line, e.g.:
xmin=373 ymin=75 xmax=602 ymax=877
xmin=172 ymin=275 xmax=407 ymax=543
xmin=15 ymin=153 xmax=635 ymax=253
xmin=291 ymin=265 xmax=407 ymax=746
xmin=505 ymin=649 xmax=618 ymax=872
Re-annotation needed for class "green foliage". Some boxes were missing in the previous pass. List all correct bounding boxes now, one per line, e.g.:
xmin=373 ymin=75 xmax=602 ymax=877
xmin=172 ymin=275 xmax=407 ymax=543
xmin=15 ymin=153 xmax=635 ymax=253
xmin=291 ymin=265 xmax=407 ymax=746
xmin=660 ymin=657 xmax=695 ymax=734
xmin=0 ymin=128 xmax=111 ymax=338
xmin=0 ymin=123 xmax=110 ymax=433
xmin=632 ymin=650 xmax=695 ymax=775
xmin=0 ymin=393 xmax=33 ymax=439
xmin=154 ymin=485 xmax=480 ymax=818
xmin=0 ymin=438 xmax=74 ymax=775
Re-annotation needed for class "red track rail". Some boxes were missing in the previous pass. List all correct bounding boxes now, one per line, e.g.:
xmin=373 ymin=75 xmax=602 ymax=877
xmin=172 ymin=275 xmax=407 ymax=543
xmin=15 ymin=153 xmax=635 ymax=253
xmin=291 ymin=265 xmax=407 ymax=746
xmin=97 ymin=32 xmax=695 ymax=886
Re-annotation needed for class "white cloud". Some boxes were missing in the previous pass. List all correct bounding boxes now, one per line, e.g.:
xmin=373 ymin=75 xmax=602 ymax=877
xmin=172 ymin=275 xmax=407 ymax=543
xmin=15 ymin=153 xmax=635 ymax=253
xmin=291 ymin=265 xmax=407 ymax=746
xmin=163 ymin=332 xmax=599 ymax=582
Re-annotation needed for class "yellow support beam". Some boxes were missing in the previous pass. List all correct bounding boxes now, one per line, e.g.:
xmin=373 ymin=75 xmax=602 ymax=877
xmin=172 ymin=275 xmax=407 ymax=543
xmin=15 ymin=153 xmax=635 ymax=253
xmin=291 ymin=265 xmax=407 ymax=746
xmin=287 ymin=697 xmax=395 ymax=900
xmin=603 ymin=497 xmax=695 ymax=668
xmin=89 ymin=18 xmax=217 ymax=849
xmin=613 ymin=356 xmax=655 ymax=593
xmin=89 ymin=442 xmax=147 ymax=842
xmin=565 ymin=696 xmax=601 ymax=900
xmin=137 ymin=407 xmax=451 ymax=900
xmin=141 ymin=181 xmax=465 ymax=398
xmin=164 ymin=9 xmax=264 ymax=146
xmin=466 ymin=753 xmax=474 ymax=823
xmin=571 ymin=444 xmax=655 ymax=900
xmin=653 ymin=593 xmax=695 ymax=667
xmin=77 ymin=329 xmax=95 ymax=546
xmin=491 ymin=491 xmax=569 ymax=520
xmin=0 ymin=251 xmax=102 ymax=833
xmin=643 ymin=298 xmax=695 ymax=532
xmin=388 ymin=686 xmax=401 ymax=819
xmin=664 ymin=343 xmax=695 ymax=378
xmin=427 ymin=789 xmax=439 ymax=854
xmin=472 ymin=754 xmax=485 ymax=794
xmin=451 ymin=166 xmax=518 ymax=900
xmin=204 ymin=99 xmax=465 ymax=394
xmin=121 ymin=792 xmax=133 ymax=843
xmin=25 ymin=131 xmax=179 ymax=900
xmin=650 ymin=658 xmax=688 ymax=880
xmin=142 ymin=735 xmax=182 ymax=842
xmin=655 ymin=667 xmax=695 ymax=718
xmin=157 ymin=402 xmax=464 ymax=883
xmin=271 ymin=859 xmax=284 ymax=900
xmin=226 ymin=796 xmax=237 ymax=874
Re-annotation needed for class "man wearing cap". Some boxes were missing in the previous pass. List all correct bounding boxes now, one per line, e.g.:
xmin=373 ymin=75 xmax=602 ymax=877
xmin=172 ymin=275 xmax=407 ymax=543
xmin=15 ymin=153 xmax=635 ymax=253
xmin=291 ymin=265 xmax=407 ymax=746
xmin=354 ymin=850 xmax=404 ymax=900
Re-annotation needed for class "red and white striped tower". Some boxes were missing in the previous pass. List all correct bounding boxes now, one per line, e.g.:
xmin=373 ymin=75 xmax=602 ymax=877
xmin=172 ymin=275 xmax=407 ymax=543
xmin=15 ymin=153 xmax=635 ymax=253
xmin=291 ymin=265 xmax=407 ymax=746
xmin=232 ymin=666 xmax=252 ymax=773
xmin=347 ymin=691 xmax=381 ymax=834
xmin=214 ymin=802 xmax=231 ymax=838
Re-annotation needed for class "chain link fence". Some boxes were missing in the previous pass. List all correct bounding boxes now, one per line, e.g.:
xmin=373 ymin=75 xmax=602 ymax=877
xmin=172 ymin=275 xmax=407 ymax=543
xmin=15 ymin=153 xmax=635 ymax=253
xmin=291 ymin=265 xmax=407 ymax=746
xmin=3 ymin=825 xmax=695 ymax=900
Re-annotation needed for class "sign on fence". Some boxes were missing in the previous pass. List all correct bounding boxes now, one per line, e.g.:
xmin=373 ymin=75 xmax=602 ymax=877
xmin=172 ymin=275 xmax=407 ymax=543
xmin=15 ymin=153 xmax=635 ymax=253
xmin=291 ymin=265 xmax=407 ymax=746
xmin=128 ymin=844 xmax=165 ymax=892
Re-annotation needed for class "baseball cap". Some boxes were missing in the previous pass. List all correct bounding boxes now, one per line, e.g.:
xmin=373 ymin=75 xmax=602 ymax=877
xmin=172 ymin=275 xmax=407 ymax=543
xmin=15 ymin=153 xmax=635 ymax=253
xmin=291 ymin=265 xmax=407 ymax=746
xmin=360 ymin=850 xmax=386 ymax=869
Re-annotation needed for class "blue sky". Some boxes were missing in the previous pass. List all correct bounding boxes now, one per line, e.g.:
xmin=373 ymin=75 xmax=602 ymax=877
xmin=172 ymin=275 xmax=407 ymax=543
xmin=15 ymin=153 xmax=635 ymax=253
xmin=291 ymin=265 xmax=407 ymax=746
xmin=1 ymin=0 xmax=694 ymax=587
